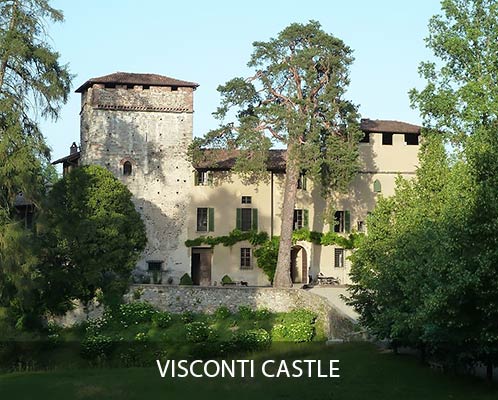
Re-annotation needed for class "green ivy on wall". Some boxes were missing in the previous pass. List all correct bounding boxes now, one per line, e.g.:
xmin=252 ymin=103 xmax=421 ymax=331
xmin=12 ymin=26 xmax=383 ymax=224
xmin=185 ymin=228 xmax=364 ymax=250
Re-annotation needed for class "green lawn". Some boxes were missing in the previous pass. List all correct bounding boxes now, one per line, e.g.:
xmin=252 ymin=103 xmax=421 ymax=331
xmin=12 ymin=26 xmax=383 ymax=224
xmin=0 ymin=342 xmax=496 ymax=400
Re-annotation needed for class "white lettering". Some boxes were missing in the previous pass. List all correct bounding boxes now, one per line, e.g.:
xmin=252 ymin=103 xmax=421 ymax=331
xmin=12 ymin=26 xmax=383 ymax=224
xmin=156 ymin=360 xmax=171 ymax=378
xmin=276 ymin=360 xmax=290 ymax=377
xmin=262 ymin=360 xmax=275 ymax=377
xmin=329 ymin=360 xmax=340 ymax=377
xmin=221 ymin=360 xmax=235 ymax=378
xmin=204 ymin=360 xmax=220 ymax=378
xmin=189 ymin=360 xmax=203 ymax=378
xmin=177 ymin=360 xmax=189 ymax=378
xmin=291 ymin=360 xmax=303 ymax=378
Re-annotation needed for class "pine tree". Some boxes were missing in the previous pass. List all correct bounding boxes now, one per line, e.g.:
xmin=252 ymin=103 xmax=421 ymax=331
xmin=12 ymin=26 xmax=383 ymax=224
xmin=191 ymin=21 xmax=361 ymax=287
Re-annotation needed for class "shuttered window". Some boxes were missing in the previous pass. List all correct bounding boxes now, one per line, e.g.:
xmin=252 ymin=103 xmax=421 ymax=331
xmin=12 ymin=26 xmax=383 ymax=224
xmin=236 ymin=208 xmax=258 ymax=231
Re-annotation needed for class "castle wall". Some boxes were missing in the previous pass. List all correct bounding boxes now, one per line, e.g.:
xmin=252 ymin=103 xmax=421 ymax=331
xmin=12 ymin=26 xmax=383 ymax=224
xmin=79 ymin=84 xmax=194 ymax=281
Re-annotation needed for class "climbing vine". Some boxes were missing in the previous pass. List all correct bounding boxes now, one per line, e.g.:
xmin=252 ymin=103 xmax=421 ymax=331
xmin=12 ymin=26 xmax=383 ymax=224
xmin=185 ymin=229 xmax=363 ymax=249
xmin=185 ymin=229 xmax=365 ymax=283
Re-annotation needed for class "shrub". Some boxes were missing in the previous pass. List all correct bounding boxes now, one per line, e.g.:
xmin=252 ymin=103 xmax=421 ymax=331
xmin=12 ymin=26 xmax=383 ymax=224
xmin=179 ymin=273 xmax=193 ymax=285
xmin=185 ymin=322 xmax=212 ymax=343
xmin=85 ymin=316 xmax=109 ymax=336
xmin=214 ymin=306 xmax=231 ymax=320
xmin=228 ymin=328 xmax=271 ymax=352
xmin=237 ymin=305 xmax=254 ymax=320
xmin=152 ymin=312 xmax=172 ymax=328
xmin=134 ymin=332 xmax=148 ymax=342
xmin=254 ymin=308 xmax=271 ymax=320
xmin=270 ymin=309 xmax=316 ymax=342
xmin=272 ymin=322 xmax=314 ymax=343
xmin=81 ymin=334 xmax=114 ymax=359
xmin=181 ymin=311 xmax=194 ymax=323
xmin=117 ymin=302 xmax=157 ymax=327
xmin=221 ymin=275 xmax=234 ymax=285
xmin=285 ymin=309 xmax=316 ymax=325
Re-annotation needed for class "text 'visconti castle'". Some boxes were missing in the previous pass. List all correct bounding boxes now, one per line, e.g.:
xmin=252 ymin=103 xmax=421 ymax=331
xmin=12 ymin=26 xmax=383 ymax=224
xmin=53 ymin=72 xmax=421 ymax=287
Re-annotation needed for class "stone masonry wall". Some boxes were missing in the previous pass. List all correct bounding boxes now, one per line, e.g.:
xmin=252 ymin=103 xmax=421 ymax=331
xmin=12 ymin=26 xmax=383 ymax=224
xmin=126 ymin=285 xmax=355 ymax=339
xmin=79 ymin=85 xmax=194 ymax=281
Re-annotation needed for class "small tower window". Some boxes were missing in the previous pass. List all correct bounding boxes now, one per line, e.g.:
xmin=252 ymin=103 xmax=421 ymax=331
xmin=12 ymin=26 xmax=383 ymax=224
xmin=373 ymin=179 xmax=382 ymax=193
xmin=123 ymin=161 xmax=132 ymax=176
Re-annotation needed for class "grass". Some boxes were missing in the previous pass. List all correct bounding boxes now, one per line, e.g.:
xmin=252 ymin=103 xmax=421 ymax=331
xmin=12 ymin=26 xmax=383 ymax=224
xmin=1 ymin=342 xmax=496 ymax=400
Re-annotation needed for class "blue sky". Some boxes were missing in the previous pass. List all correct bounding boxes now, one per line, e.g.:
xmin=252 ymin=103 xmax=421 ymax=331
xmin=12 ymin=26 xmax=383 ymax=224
xmin=42 ymin=0 xmax=442 ymax=163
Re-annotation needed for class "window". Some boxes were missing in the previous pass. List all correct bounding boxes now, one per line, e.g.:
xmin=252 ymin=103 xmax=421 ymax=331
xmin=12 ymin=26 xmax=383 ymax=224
xmin=197 ymin=207 xmax=214 ymax=232
xmin=373 ymin=179 xmax=382 ymax=193
xmin=405 ymin=134 xmax=419 ymax=145
xmin=241 ymin=208 xmax=252 ymax=231
xmin=293 ymin=209 xmax=309 ymax=230
xmin=147 ymin=261 xmax=162 ymax=271
xmin=334 ymin=249 xmax=344 ymax=268
xmin=240 ymin=248 xmax=252 ymax=269
xmin=297 ymin=173 xmax=307 ymax=190
xmin=241 ymin=196 xmax=252 ymax=204
xmin=333 ymin=210 xmax=351 ymax=233
xmin=382 ymin=133 xmax=393 ymax=145
xmin=195 ymin=171 xmax=210 ymax=186
xmin=236 ymin=208 xmax=258 ymax=231
xmin=123 ymin=161 xmax=132 ymax=176
xmin=357 ymin=220 xmax=365 ymax=232
xmin=360 ymin=132 xmax=370 ymax=143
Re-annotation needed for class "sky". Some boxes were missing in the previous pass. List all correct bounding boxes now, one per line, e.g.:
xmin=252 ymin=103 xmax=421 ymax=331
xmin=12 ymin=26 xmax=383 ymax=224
xmin=42 ymin=0 xmax=442 ymax=164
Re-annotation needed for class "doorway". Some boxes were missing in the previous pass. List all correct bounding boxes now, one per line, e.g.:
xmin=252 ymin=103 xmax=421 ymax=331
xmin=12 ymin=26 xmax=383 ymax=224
xmin=290 ymin=246 xmax=308 ymax=284
xmin=191 ymin=248 xmax=212 ymax=286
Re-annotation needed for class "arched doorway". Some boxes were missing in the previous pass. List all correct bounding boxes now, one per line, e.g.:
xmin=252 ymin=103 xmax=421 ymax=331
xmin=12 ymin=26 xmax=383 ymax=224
xmin=290 ymin=246 xmax=308 ymax=284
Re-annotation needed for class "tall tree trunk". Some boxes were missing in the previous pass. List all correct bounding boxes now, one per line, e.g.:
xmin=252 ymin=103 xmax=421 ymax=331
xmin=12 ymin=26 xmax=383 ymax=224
xmin=273 ymin=147 xmax=300 ymax=288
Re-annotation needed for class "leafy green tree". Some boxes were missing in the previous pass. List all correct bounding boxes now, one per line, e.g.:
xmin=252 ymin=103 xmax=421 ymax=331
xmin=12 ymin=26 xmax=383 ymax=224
xmin=42 ymin=165 xmax=147 ymax=306
xmin=191 ymin=21 xmax=361 ymax=287
xmin=350 ymin=0 xmax=498 ymax=378
xmin=0 ymin=0 xmax=71 ymax=328
xmin=409 ymin=0 xmax=498 ymax=143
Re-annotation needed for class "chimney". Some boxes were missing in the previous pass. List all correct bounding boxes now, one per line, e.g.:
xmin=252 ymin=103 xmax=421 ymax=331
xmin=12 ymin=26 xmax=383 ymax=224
xmin=70 ymin=142 xmax=78 ymax=154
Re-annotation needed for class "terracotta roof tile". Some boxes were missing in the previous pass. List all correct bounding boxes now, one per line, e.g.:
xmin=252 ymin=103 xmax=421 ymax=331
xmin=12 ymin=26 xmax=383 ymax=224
xmin=75 ymin=72 xmax=199 ymax=93
xmin=360 ymin=119 xmax=421 ymax=134
xmin=194 ymin=149 xmax=286 ymax=171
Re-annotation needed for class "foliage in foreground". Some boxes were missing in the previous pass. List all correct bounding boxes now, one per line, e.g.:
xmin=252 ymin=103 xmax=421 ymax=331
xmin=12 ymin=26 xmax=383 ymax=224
xmin=1 ymin=343 xmax=497 ymax=400
xmin=0 ymin=303 xmax=319 ymax=371
xmin=349 ymin=0 xmax=498 ymax=378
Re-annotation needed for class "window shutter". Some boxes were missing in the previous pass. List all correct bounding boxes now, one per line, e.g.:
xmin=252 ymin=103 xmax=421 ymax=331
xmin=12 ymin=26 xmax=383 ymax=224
xmin=373 ymin=179 xmax=381 ymax=193
xmin=302 ymin=175 xmax=307 ymax=191
xmin=208 ymin=208 xmax=215 ymax=232
xmin=236 ymin=208 xmax=242 ymax=230
xmin=194 ymin=171 xmax=199 ymax=186
xmin=252 ymin=208 xmax=258 ymax=231
xmin=303 ymin=209 xmax=309 ymax=228
xmin=207 ymin=172 xmax=213 ymax=185
xmin=345 ymin=210 xmax=351 ymax=233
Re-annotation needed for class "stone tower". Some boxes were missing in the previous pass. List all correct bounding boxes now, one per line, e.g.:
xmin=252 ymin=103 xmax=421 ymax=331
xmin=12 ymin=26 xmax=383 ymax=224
xmin=75 ymin=72 xmax=198 ymax=283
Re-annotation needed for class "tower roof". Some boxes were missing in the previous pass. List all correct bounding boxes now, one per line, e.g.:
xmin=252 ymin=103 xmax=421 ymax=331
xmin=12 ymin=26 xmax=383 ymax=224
xmin=75 ymin=72 xmax=199 ymax=93
xmin=360 ymin=119 xmax=421 ymax=134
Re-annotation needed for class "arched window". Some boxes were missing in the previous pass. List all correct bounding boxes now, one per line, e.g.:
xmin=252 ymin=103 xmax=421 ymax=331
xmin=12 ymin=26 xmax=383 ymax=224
xmin=373 ymin=179 xmax=381 ymax=193
xmin=123 ymin=161 xmax=132 ymax=176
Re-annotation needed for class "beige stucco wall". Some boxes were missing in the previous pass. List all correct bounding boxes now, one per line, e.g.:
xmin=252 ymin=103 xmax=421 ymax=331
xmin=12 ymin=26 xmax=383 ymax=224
xmin=188 ymin=132 xmax=419 ymax=286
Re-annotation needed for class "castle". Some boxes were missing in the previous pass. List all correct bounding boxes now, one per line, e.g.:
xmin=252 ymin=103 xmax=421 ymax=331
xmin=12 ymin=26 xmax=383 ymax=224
xmin=53 ymin=72 xmax=420 ymax=287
